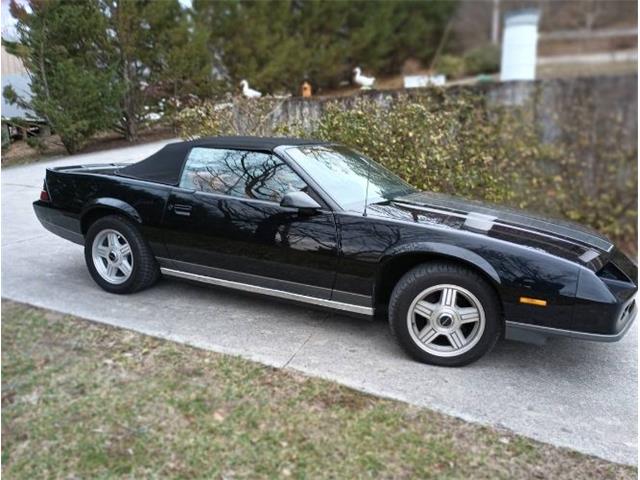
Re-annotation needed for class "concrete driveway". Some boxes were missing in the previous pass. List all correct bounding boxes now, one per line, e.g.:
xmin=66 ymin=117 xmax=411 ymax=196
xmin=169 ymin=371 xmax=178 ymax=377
xmin=2 ymin=140 xmax=637 ymax=466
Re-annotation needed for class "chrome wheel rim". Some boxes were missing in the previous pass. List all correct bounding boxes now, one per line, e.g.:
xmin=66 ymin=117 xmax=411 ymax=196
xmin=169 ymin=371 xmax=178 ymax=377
xmin=407 ymin=284 xmax=485 ymax=358
xmin=91 ymin=229 xmax=133 ymax=285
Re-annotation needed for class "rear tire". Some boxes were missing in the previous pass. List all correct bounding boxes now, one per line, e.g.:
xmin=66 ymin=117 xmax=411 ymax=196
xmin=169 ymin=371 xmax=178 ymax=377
xmin=389 ymin=262 xmax=501 ymax=367
xmin=84 ymin=215 xmax=159 ymax=294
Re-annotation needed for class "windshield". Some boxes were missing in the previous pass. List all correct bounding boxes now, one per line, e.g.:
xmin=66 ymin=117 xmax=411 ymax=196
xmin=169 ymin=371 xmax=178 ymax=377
xmin=285 ymin=145 xmax=416 ymax=212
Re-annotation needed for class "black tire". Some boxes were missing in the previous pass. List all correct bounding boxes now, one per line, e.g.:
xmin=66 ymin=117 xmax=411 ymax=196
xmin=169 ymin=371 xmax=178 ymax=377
xmin=389 ymin=262 xmax=501 ymax=367
xmin=84 ymin=215 xmax=160 ymax=294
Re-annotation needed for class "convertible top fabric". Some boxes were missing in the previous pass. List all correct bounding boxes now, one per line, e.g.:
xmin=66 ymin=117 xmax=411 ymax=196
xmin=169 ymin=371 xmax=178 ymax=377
xmin=117 ymin=136 xmax=326 ymax=185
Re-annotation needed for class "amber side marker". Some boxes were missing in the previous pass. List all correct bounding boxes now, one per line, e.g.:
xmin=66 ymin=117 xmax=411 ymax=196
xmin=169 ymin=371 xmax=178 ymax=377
xmin=519 ymin=297 xmax=547 ymax=307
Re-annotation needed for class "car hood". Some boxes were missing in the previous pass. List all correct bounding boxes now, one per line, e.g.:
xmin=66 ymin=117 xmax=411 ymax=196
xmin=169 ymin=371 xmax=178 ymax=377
xmin=368 ymin=191 xmax=615 ymax=268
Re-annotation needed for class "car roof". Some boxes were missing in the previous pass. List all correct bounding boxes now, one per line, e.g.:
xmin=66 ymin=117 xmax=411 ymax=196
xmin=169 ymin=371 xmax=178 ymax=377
xmin=181 ymin=136 xmax=328 ymax=151
xmin=117 ymin=136 xmax=329 ymax=186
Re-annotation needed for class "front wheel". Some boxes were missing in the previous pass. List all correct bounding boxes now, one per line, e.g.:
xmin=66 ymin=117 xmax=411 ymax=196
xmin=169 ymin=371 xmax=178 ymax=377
xmin=84 ymin=215 xmax=159 ymax=294
xmin=389 ymin=262 xmax=501 ymax=367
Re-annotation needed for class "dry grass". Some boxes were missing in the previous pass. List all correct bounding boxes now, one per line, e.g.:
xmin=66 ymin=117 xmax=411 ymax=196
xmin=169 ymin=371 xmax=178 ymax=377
xmin=1 ymin=300 xmax=636 ymax=479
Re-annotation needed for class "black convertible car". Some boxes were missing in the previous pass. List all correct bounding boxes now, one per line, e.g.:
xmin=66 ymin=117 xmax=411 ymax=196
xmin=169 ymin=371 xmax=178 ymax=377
xmin=33 ymin=137 xmax=637 ymax=366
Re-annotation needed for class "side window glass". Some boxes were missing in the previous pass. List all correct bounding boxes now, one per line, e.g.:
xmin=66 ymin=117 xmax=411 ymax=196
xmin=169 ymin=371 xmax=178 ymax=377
xmin=180 ymin=148 xmax=307 ymax=202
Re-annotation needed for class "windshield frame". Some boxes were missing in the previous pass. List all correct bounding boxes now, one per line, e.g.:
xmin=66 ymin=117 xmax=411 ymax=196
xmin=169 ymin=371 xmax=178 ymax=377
xmin=277 ymin=143 xmax=416 ymax=213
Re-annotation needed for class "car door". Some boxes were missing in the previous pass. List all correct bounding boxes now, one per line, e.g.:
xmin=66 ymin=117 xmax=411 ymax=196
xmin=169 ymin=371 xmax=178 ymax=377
xmin=161 ymin=147 xmax=339 ymax=299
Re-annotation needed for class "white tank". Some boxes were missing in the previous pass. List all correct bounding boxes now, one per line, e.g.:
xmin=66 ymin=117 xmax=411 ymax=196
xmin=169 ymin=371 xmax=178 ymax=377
xmin=500 ymin=9 xmax=540 ymax=81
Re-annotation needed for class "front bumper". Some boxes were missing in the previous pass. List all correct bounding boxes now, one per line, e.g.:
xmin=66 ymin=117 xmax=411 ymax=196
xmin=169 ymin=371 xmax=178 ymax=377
xmin=506 ymin=295 xmax=637 ymax=345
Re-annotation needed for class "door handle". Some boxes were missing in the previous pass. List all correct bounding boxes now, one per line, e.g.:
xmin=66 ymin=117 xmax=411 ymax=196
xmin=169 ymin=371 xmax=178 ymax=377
xmin=170 ymin=203 xmax=192 ymax=216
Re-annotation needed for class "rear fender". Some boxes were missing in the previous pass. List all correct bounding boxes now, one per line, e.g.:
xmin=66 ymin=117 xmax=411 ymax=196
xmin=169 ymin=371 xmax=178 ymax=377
xmin=81 ymin=198 xmax=142 ymax=231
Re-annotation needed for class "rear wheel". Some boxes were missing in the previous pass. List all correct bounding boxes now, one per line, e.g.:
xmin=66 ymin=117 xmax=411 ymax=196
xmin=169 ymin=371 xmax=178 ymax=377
xmin=84 ymin=215 xmax=159 ymax=294
xmin=389 ymin=262 xmax=501 ymax=367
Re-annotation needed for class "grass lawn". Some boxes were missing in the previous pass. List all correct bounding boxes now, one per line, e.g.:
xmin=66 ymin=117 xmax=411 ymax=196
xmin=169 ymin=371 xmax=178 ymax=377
xmin=1 ymin=300 xmax=635 ymax=479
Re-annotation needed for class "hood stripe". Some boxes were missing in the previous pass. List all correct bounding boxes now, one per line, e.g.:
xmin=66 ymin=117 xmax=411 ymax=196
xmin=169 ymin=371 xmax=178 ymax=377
xmin=392 ymin=200 xmax=610 ymax=254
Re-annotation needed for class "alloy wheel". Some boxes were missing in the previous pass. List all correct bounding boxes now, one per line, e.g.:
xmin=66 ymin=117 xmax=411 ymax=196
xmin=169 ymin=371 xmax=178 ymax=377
xmin=91 ymin=228 xmax=134 ymax=285
xmin=406 ymin=284 xmax=486 ymax=357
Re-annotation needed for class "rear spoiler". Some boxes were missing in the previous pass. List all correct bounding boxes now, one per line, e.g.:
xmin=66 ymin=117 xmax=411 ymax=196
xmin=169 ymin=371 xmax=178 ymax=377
xmin=48 ymin=163 xmax=127 ymax=172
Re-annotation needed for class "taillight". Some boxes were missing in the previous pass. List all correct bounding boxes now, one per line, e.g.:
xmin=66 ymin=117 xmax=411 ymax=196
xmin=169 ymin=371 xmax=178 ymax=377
xmin=40 ymin=181 xmax=50 ymax=202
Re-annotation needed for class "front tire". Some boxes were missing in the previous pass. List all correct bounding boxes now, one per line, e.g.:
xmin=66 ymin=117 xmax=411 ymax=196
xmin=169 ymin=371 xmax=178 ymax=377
xmin=389 ymin=262 xmax=501 ymax=367
xmin=84 ymin=215 xmax=159 ymax=294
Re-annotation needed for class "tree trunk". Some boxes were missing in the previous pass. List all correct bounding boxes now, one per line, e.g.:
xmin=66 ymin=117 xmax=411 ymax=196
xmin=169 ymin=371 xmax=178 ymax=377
xmin=172 ymin=80 xmax=179 ymax=135
xmin=121 ymin=59 xmax=138 ymax=142
xmin=124 ymin=107 xmax=138 ymax=142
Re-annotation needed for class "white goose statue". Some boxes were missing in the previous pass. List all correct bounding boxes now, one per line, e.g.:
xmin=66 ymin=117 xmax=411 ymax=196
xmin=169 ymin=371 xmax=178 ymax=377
xmin=353 ymin=67 xmax=375 ymax=89
xmin=240 ymin=80 xmax=262 ymax=98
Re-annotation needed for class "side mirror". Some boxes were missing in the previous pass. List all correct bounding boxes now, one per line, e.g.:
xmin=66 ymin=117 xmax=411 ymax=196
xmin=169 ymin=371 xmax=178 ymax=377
xmin=280 ymin=191 xmax=321 ymax=213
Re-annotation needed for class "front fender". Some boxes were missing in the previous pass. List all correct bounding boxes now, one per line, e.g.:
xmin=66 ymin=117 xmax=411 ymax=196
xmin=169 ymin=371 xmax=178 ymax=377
xmin=380 ymin=241 xmax=501 ymax=285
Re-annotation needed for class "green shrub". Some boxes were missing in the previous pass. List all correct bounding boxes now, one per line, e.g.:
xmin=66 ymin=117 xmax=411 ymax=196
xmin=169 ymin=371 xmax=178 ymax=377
xmin=311 ymin=94 xmax=517 ymax=203
xmin=4 ymin=2 xmax=122 ymax=154
xmin=463 ymin=45 xmax=501 ymax=76
xmin=436 ymin=55 xmax=467 ymax=79
xmin=176 ymin=97 xmax=288 ymax=139
xmin=25 ymin=135 xmax=48 ymax=153
xmin=175 ymin=91 xmax=637 ymax=253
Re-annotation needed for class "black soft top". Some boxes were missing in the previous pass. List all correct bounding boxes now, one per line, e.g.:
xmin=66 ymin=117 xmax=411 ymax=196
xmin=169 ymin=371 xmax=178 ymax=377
xmin=118 ymin=136 xmax=326 ymax=185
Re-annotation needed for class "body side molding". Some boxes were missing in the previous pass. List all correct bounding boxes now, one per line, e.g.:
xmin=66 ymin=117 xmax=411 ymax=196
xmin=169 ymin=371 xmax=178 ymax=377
xmin=160 ymin=267 xmax=374 ymax=315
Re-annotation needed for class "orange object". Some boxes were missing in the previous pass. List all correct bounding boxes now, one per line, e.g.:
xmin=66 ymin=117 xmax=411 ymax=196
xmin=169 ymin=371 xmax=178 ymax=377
xmin=301 ymin=81 xmax=312 ymax=97
xmin=519 ymin=296 xmax=547 ymax=307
